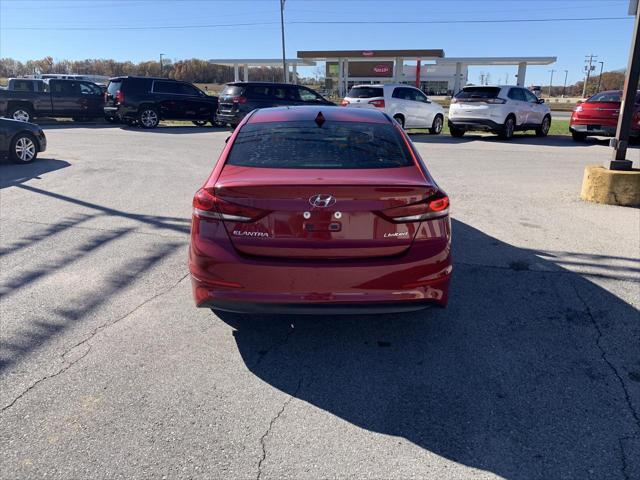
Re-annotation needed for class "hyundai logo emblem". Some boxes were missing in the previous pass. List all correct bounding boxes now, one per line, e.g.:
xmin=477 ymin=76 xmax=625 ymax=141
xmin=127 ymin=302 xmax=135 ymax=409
xmin=309 ymin=194 xmax=336 ymax=208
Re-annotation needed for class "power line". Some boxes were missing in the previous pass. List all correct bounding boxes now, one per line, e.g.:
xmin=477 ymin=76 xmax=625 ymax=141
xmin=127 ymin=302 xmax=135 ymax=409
xmin=2 ymin=16 xmax=631 ymax=31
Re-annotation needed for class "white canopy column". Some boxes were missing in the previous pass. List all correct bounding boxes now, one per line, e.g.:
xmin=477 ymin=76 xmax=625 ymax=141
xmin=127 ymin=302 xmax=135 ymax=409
xmin=453 ymin=62 xmax=463 ymax=94
xmin=243 ymin=64 xmax=248 ymax=82
xmin=343 ymin=59 xmax=349 ymax=94
xmin=292 ymin=63 xmax=297 ymax=84
xmin=517 ymin=62 xmax=527 ymax=86
xmin=233 ymin=64 xmax=239 ymax=82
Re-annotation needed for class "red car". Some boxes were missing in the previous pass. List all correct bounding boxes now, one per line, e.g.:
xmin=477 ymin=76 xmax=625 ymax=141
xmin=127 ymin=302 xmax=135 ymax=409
xmin=189 ymin=106 xmax=452 ymax=314
xmin=570 ymin=90 xmax=640 ymax=141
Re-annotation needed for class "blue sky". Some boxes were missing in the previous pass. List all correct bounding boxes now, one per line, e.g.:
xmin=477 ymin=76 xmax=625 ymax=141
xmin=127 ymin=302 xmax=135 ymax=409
xmin=0 ymin=0 xmax=635 ymax=85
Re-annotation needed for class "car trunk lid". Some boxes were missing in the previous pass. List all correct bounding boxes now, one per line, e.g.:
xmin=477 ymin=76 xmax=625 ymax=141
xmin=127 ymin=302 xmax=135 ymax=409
xmin=214 ymin=165 xmax=435 ymax=259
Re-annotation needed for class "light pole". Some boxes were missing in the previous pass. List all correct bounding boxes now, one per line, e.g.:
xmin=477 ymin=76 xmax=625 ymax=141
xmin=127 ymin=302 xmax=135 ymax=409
xmin=596 ymin=61 xmax=605 ymax=92
xmin=562 ymin=69 xmax=568 ymax=97
xmin=548 ymin=69 xmax=556 ymax=97
xmin=159 ymin=53 xmax=165 ymax=77
xmin=582 ymin=54 xmax=597 ymax=98
xmin=609 ymin=2 xmax=639 ymax=166
xmin=280 ymin=0 xmax=287 ymax=83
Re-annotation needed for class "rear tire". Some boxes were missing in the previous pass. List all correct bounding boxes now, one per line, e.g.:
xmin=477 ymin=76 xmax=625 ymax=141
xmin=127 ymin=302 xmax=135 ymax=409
xmin=571 ymin=131 xmax=587 ymax=142
xmin=429 ymin=114 xmax=443 ymax=135
xmin=138 ymin=107 xmax=159 ymax=129
xmin=498 ymin=115 xmax=516 ymax=140
xmin=8 ymin=105 xmax=33 ymax=123
xmin=393 ymin=115 xmax=405 ymax=129
xmin=536 ymin=115 xmax=551 ymax=137
xmin=10 ymin=133 xmax=37 ymax=164
xmin=449 ymin=126 xmax=465 ymax=138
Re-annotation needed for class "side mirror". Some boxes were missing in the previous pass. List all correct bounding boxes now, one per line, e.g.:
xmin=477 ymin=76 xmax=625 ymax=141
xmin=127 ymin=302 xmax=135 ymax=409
xmin=537 ymin=98 xmax=545 ymax=104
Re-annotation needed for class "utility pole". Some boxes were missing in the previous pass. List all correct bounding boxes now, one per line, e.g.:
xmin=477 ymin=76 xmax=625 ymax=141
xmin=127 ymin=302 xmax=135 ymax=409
xmin=562 ymin=69 xmax=569 ymax=97
xmin=582 ymin=54 xmax=597 ymax=98
xmin=596 ymin=61 xmax=605 ymax=92
xmin=548 ymin=69 xmax=556 ymax=97
xmin=280 ymin=0 xmax=287 ymax=83
xmin=159 ymin=53 xmax=165 ymax=77
xmin=609 ymin=2 xmax=639 ymax=167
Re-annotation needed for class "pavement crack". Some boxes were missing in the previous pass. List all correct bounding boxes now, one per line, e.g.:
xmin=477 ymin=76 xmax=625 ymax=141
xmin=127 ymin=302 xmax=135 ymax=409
xmin=256 ymin=376 xmax=303 ymax=480
xmin=572 ymin=283 xmax=640 ymax=431
xmin=1 ymin=345 xmax=92 ymax=414
xmin=0 ymin=273 xmax=189 ymax=414
xmin=252 ymin=324 xmax=296 ymax=370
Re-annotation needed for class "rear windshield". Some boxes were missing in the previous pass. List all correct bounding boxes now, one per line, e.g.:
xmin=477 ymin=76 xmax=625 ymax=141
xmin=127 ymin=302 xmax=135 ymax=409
xmin=455 ymin=87 xmax=501 ymax=100
xmin=347 ymin=87 xmax=384 ymax=98
xmin=587 ymin=91 xmax=621 ymax=103
xmin=107 ymin=81 xmax=122 ymax=96
xmin=226 ymin=121 xmax=413 ymax=169
xmin=221 ymin=85 xmax=245 ymax=96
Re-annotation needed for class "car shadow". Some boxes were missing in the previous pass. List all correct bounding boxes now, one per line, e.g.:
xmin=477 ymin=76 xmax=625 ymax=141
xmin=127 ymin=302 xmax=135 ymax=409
xmin=0 ymin=158 xmax=70 ymax=189
xmin=409 ymin=132 xmax=639 ymax=149
xmin=214 ymin=219 xmax=640 ymax=479
xmin=119 ymin=125 xmax=229 ymax=134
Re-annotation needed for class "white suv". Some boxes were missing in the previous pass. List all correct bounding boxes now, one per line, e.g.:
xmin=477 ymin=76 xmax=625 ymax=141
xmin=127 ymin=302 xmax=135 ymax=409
xmin=341 ymin=84 xmax=445 ymax=134
xmin=448 ymin=85 xmax=551 ymax=139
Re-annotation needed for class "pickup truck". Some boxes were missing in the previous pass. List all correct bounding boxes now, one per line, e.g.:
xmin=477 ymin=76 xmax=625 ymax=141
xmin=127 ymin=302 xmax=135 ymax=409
xmin=0 ymin=79 xmax=105 ymax=123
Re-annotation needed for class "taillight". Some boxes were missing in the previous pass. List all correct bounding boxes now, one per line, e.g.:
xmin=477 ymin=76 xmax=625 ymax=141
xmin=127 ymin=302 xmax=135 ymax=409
xmin=232 ymin=96 xmax=247 ymax=104
xmin=340 ymin=99 xmax=349 ymax=106
xmin=104 ymin=92 xmax=108 ymax=102
xmin=378 ymin=193 xmax=450 ymax=223
xmin=193 ymin=188 xmax=268 ymax=222
xmin=486 ymin=98 xmax=506 ymax=104
xmin=115 ymin=90 xmax=124 ymax=103
xmin=369 ymin=99 xmax=385 ymax=108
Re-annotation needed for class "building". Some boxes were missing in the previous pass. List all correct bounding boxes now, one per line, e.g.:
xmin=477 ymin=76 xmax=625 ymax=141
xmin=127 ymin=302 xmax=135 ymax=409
xmin=209 ymin=50 xmax=557 ymax=97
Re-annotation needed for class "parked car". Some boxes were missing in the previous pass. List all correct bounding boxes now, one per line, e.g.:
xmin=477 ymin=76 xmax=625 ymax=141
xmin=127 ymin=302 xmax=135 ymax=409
xmin=103 ymin=76 xmax=218 ymax=128
xmin=0 ymin=79 xmax=105 ymax=123
xmin=0 ymin=118 xmax=47 ymax=163
xmin=570 ymin=90 xmax=640 ymax=141
xmin=448 ymin=85 xmax=551 ymax=139
xmin=216 ymin=82 xmax=334 ymax=127
xmin=189 ymin=106 xmax=452 ymax=313
xmin=341 ymin=84 xmax=445 ymax=134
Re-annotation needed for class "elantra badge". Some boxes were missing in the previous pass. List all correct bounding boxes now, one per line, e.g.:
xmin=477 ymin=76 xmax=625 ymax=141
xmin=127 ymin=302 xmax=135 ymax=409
xmin=233 ymin=230 xmax=268 ymax=237
xmin=309 ymin=194 xmax=336 ymax=208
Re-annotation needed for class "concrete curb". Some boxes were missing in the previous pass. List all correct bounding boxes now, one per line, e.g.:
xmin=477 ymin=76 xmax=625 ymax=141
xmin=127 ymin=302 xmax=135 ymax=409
xmin=580 ymin=165 xmax=640 ymax=207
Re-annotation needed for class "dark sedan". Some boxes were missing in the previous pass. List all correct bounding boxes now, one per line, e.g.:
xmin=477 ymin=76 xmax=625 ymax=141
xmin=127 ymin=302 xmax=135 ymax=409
xmin=0 ymin=118 xmax=47 ymax=163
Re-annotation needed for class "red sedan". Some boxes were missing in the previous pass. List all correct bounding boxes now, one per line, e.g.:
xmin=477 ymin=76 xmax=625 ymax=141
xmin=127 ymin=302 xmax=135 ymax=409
xmin=570 ymin=90 xmax=640 ymax=141
xmin=189 ymin=106 xmax=452 ymax=314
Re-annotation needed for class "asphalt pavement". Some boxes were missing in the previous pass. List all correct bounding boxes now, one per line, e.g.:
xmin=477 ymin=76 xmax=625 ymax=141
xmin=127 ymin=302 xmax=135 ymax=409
xmin=1 ymin=124 xmax=639 ymax=479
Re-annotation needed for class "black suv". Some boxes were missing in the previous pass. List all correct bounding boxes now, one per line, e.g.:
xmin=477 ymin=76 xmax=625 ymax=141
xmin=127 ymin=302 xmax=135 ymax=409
xmin=104 ymin=76 xmax=218 ymax=128
xmin=217 ymin=82 xmax=334 ymax=127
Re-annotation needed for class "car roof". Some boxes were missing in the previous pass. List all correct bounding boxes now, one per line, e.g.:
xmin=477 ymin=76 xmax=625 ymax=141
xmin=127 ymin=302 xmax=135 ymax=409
xmin=247 ymin=106 xmax=392 ymax=125
xmin=110 ymin=76 xmax=175 ymax=82
xmin=226 ymin=81 xmax=302 ymax=87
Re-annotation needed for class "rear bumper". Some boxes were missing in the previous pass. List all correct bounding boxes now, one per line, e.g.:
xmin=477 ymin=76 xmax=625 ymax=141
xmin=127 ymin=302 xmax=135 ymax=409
xmin=448 ymin=118 xmax=501 ymax=131
xmin=217 ymin=111 xmax=246 ymax=126
xmin=203 ymin=299 xmax=440 ymax=314
xmin=189 ymin=216 xmax=452 ymax=312
xmin=569 ymin=123 xmax=639 ymax=137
